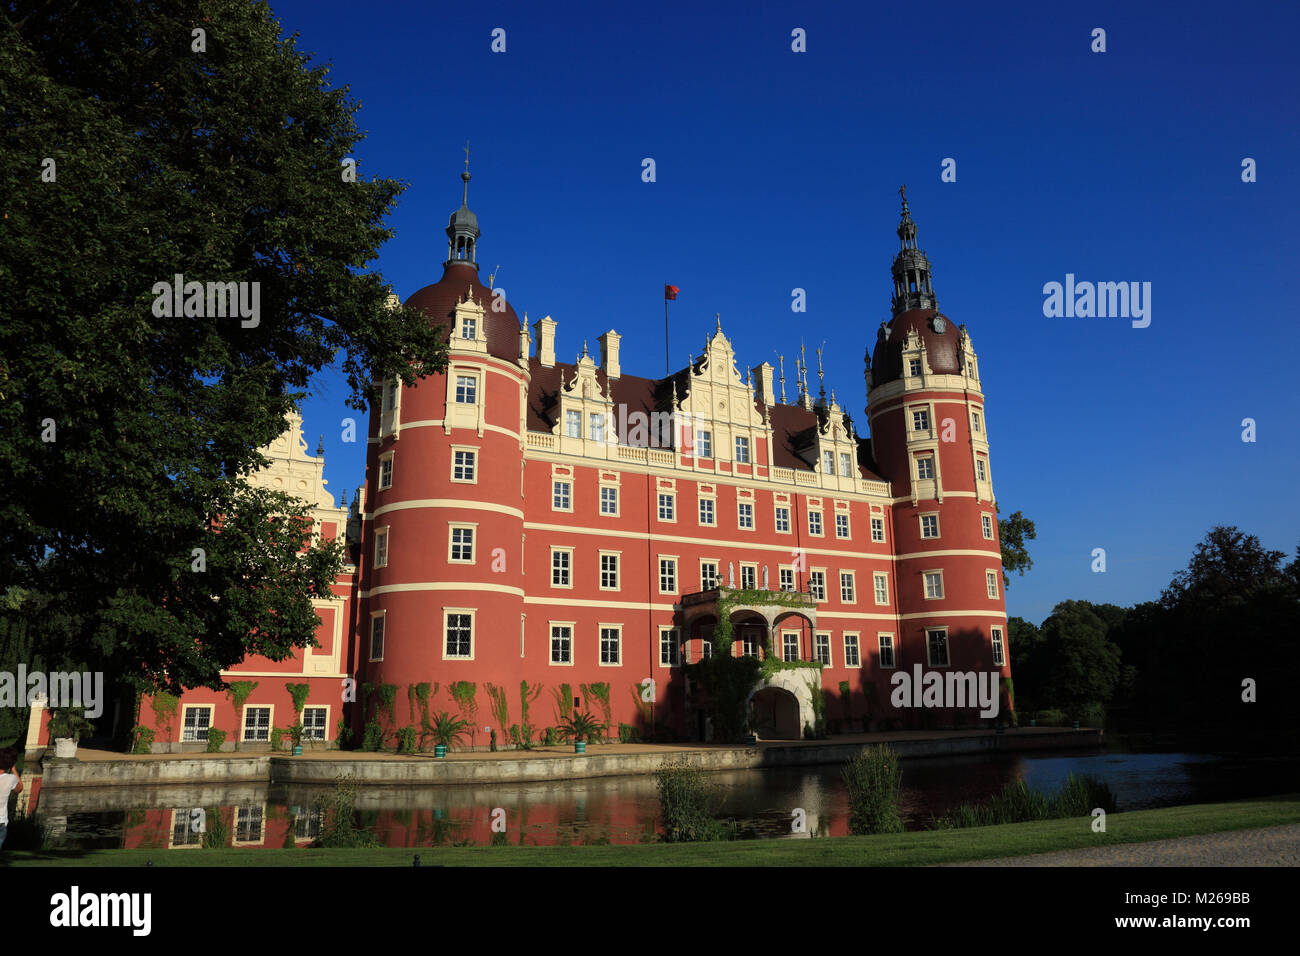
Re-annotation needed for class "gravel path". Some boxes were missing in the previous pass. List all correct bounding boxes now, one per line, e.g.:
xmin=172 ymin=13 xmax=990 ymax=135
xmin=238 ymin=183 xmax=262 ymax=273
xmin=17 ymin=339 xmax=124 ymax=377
xmin=946 ymin=824 xmax=1300 ymax=866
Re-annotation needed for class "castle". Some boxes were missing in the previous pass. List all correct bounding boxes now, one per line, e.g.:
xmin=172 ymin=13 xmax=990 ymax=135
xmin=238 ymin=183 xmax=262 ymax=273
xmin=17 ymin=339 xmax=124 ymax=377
xmin=112 ymin=170 xmax=1010 ymax=753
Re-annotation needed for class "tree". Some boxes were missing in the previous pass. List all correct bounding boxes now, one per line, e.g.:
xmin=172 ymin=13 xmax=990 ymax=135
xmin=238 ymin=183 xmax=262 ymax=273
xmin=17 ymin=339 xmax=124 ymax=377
xmin=1005 ymin=616 xmax=1045 ymax=710
xmin=0 ymin=1 xmax=445 ymax=693
xmin=997 ymin=504 xmax=1036 ymax=588
xmin=1037 ymin=601 xmax=1121 ymax=720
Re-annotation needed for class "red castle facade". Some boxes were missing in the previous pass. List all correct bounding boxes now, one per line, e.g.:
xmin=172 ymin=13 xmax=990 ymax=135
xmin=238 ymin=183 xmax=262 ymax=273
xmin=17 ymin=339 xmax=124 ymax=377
xmin=109 ymin=174 xmax=1010 ymax=754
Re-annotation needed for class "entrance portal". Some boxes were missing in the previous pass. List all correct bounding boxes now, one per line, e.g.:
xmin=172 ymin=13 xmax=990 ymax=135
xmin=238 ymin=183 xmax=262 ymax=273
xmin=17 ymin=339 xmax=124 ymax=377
xmin=750 ymin=686 xmax=802 ymax=740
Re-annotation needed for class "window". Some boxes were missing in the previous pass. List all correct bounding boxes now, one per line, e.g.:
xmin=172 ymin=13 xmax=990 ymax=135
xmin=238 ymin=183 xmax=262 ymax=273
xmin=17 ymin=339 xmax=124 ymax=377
xmin=839 ymin=452 xmax=852 ymax=477
xmin=182 ymin=706 xmax=212 ymax=743
xmin=810 ymin=571 xmax=826 ymax=601
xmin=775 ymin=506 xmax=790 ymax=533
xmin=294 ymin=808 xmax=322 ymax=841
xmin=836 ymin=513 xmax=850 ymax=538
xmin=742 ymin=630 xmax=759 ymax=657
xmin=374 ymin=528 xmax=389 ymax=568
xmin=553 ymin=480 xmax=572 ymax=511
xmin=698 ymin=498 xmax=715 ymax=526
xmin=455 ymin=375 xmax=477 ymax=404
xmin=697 ymin=431 xmax=712 ymax=458
xmin=815 ymin=633 xmax=831 ymax=665
xmin=450 ymin=526 xmax=474 ymax=563
xmin=982 ymin=514 xmax=994 ymax=539
xmin=779 ymin=568 xmax=794 ymax=591
xmin=378 ymin=455 xmax=393 ymax=490
xmin=235 ymin=806 xmax=264 ymax=844
xmin=302 ymin=707 xmax=327 ymax=741
xmin=991 ymin=627 xmax=1005 ymax=666
xmin=917 ymin=456 xmax=935 ymax=480
xmin=452 ymin=449 xmax=476 ymax=482
xmin=921 ymin=514 xmax=939 ymax=538
xmin=445 ymin=613 xmax=472 ymax=657
xmin=369 ymin=615 xmax=385 ymax=660
xmin=871 ymin=517 xmax=885 ymax=542
xmin=565 ymin=410 xmax=581 ymax=438
xmin=659 ymin=558 xmax=677 ymax=594
xmin=600 ymin=553 xmax=619 ymax=590
xmin=823 ymin=451 xmax=834 ymax=474
xmin=384 ymin=381 xmax=398 ymax=412
xmin=243 ymin=707 xmax=271 ymax=742
xmin=844 ymin=634 xmax=861 ymax=667
xmin=660 ymin=628 xmax=680 ymax=667
xmin=972 ymin=411 xmax=982 ymax=433
xmin=701 ymin=561 xmax=718 ymax=590
xmin=878 ymin=634 xmax=896 ymax=669
xmin=738 ymin=502 xmax=754 ymax=530
xmin=590 ymin=413 xmax=605 ymax=442
xmin=550 ymin=625 xmax=573 ymax=664
xmin=461 ymin=317 xmax=477 ymax=339
xmin=658 ymin=493 xmax=675 ymax=521
xmin=701 ymin=639 xmax=713 ymax=660
xmin=927 ymin=628 xmax=950 ymax=667
xmin=908 ymin=358 xmax=922 ymax=377
xmin=740 ymin=564 xmax=756 ymax=589
xmin=551 ymin=549 xmax=571 ymax=587
xmin=600 ymin=485 xmax=618 ymax=515
xmin=912 ymin=409 xmax=929 ymax=431
xmin=976 ymin=459 xmax=987 ymax=482
xmin=924 ymin=571 xmax=944 ymax=599
xmin=783 ymin=632 xmax=799 ymax=662
xmin=987 ymin=571 xmax=999 ymax=599
xmin=808 ymin=511 xmax=823 ymax=535
xmin=840 ymin=572 xmax=856 ymax=603
xmin=734 ymin=436 xmax=750 ymax=463
xmin=172 ymin=809 xmax=201 ymax=847
xmin=874 ymin=572 xmax=889 ymax=605
xmin=600 ymin=626 xmax=622 ymax=665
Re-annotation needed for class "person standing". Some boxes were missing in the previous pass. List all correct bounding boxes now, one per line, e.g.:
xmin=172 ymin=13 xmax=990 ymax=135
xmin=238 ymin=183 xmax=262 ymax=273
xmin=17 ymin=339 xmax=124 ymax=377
xmin=0 ymin=747 xmax=23 ymax=850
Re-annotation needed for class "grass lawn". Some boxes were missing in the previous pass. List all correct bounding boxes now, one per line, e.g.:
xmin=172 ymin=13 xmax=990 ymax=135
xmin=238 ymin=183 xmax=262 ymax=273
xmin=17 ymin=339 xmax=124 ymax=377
xmin=5 ymin=794 xmax=1297 ymax=867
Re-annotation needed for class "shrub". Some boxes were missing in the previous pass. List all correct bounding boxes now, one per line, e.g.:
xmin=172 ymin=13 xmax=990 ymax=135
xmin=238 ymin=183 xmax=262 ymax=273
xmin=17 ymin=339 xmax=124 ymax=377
xmin=313 ymin=774 xmax=378 ymax=848
xmin=205 ymin=728 xmax=227 ymax=753
xmin=202 ymin=807 xmax=228 ymax=849
xmin=1080 ymin=701 xmax=1107 ymax=729
xmin=428 ymin=712 xmax=471 ymax=750
xmin=397 ymin=725 xmax=418 ymax=754
xmin=1052 ymin=774 xmax=1117 ymax=817
xmin=269 ymin=726 xmax=284 ymax=752
xmin=1035 ymin=708 xmax=1067 ymax=727
xmin=932 ymin=774 xmax=1118 ymax=829
xmin=654 ymin=757 xmax=728 ymax=842
xmin=618 ymin=722 xmax=638 ymax=744
xmin=842 ymin=744 xmax=905 ymax=835
xmin=360 ymin=721 xmax=383 ymax=752
xmin=130 ymin=725 xmax=155 ymax=754
xmin=542 ymin=726 xmax=558 ymax=746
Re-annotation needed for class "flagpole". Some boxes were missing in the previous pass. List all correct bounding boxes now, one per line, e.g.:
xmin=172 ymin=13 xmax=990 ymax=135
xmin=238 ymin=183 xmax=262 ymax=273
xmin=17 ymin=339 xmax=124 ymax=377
xmin=664 ymin=284 xmax=670 ymax=376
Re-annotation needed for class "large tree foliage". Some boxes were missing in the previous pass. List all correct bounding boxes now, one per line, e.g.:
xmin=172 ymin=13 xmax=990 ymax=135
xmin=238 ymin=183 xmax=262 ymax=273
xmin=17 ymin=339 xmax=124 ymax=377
xmin=1036 ymin=601 xmax=1122 ymax=720
xmin=996 ymin=504 xmax=1036 ymax=589
xmin=0 ymin=1 xmax=445 ymax=692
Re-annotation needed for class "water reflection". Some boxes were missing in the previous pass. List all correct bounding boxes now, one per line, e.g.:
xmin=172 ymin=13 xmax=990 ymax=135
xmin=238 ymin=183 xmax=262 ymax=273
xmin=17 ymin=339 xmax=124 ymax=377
xmin=25 ymin=747 xmax=1299 ymax=851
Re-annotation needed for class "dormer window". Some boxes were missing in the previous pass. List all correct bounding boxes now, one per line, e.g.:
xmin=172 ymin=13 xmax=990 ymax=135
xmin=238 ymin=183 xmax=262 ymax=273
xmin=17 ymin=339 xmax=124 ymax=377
xmin=565 ymin=410 xmax=581 ymax=438
xmin=909 ymin=359 xmax=922 ymax=377
xmin=823 ymin=451 xmax=834 ymax=474
xmin=461 ymin=317 xmax=477 ymax=340
xmin=839 ymin=452 xmax=851 ymax=477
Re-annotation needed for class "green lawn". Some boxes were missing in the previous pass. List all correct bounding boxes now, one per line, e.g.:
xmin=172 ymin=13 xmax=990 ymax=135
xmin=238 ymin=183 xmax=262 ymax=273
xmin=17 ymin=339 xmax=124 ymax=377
xmin=5 ymin=795 xmax=1297 ymax=867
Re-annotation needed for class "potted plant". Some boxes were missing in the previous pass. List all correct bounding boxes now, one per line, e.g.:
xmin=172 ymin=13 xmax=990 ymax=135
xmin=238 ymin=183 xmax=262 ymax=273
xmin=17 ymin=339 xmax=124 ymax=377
xmin=49 ymin=708 xmax=95 ymax=758
xmin=289 ymin=722 xmax=305 ymax=756
xmin=559 ymin=711 xmax=604 ymax=754
xmin=429 ymin=711 xmax=471 ymax=757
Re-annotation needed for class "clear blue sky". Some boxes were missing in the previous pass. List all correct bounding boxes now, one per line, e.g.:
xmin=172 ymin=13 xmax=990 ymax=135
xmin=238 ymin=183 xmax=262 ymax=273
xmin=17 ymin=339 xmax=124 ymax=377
xmin=271 ymin=0 xmax=1300 ymax=626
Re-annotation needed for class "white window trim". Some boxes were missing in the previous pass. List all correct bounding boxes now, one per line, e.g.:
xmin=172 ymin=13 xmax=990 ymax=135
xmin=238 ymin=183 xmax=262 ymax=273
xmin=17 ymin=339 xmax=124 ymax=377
xmin=737 ymin=501 xmax=755 ymax=532
xmin=373 ymin=525 xmax=390 ymax=569
xmin=923 ymin=569 xmax=945 ymax=600
xmin=873 ymin=571 xmax=889 ymax=606
xmin=378 ymin=451 xmax=395 ymax=491
xmin=447 ymin=522 xmax=478 ymax=565
xmin=453 ymin=371 xmax=481 ymax=405
xmin=809 ymin=568 xmax=827 ymax=602
xmin=773 ymin=504 xmax=792 ymax=534
xmin=991 ymin=626 xmax=1006 ymax=667
xmin=925 ymin=627 xmax=951 ymax=667
xmin=843 ymin=632 xmax=861 ymax=668
xmin=180 ymin=704 xmax=213 ymax=743
xmin=878 ymin=632 xmax=897 ymax=669
xmin=232 ymin=802 xmax=268 ymax=847
xmin=840 ymin=571 xmax=856 ymax=604
xmin=598 ymin=550 xmax=621 ymax=592
xmin=657 ymin=492 xmax=677 ymax=523
xmin=808 ymin=509 xmax=824 ymax=537
xmin=599 ymin=482 xmax=620 ymax=517
xmin=550 ymin=547 xmax=574 ymax=589
xmin=552 ymin=479 xmax=574 ymax=513
xmin=919 ymin=512 xmax=941 ymax=540
xmin=450 ymin=445 xmax=479 ymax=484
xmin=368 ymin=610 xmax=386 ymax=662
xmin=301 ymin=704 xmax=331 ymax=741
xmin=241 ymin=704 xmax=274 ymax=743
xmin=548 ymin=621 xmax=576 ymax=666
xmin=987 ymin=570 xmax=1000 ymax=599
xmin=739 ymin=562 xmax=758 ymax=590
xmin=700 ymin=558 xmax=720 ymax=591
xmin=814 ymin=631 xmax=833 ymax=666
xmin=658 ymin=626 xmax=682 ymax=669
xmin=697 ymin=496 xmax=716 ymax=527
xmin=443 ymin=607 xmax=476 ymax=660
xmin=981 ymin=513 xmax=995 ymax=540
xmin=598 ymin=623 xmax=623 ymax=667
xmin=658 ymin=555 xmax=679 ymax=595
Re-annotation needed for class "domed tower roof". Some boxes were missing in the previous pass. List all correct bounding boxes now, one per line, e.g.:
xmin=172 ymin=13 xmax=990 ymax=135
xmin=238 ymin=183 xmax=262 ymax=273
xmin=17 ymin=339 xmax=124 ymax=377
xmin=870 ymin=188 xmax=961 ymax=384
xmin=404 ymin=151 xmax=523 ymax=363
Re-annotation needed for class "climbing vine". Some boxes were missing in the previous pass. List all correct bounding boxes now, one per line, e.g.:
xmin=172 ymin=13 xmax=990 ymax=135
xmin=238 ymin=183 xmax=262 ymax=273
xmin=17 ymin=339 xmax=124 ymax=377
xmin=225 ymin=681 xmax=258 ymax=750
xmin=582 ymin=682 xmax=612 ymax=736
xmin=285 ymin=683 xmax=310 ymax=718
xmin=150 ymin=691 xmax=179 ymax=744
xmin=485 ymin=683 xmax=510 ymax=740
xmin=552 ymin=683 xmax=573 ymax=724
xmin=520 ymin=680 xmax=543 ymax=746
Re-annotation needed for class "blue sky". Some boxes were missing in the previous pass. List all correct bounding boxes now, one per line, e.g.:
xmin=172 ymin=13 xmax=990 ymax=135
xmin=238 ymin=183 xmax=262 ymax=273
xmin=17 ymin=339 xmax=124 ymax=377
xmin=271 ymin=0 xmax=1300 ymax=626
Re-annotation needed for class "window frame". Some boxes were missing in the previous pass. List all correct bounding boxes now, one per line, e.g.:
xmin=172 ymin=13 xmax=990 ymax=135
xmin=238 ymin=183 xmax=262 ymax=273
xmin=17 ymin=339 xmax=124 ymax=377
xmin=549 ymin=622 xmax=575 ymax=666
xmin=878 ymin=633 xmax=896 ymax=669
xmin=443 ymin=608 xmax=475 ymax=660
xmin=926 ymin=627 xmax=950 ymax=667
xmin=550 ymin=547 xmax=573 ymax=588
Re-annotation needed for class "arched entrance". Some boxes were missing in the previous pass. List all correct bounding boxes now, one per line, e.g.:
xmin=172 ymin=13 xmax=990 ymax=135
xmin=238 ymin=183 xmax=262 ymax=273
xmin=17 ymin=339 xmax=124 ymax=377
xmin=750 ymin=685 xmax=802 ymax=739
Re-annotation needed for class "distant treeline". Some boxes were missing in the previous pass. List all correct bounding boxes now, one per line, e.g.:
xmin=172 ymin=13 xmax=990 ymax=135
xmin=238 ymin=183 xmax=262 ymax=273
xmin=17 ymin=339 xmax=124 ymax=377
xmin=1009 ymin=526 xmax=1300 ymax=743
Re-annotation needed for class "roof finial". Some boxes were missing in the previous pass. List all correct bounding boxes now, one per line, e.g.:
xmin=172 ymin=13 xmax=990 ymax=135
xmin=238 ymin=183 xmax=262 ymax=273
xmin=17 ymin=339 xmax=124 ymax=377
xmin=776 ymin=352 xmax=787 ymax=404
xmin=899 ymin=183 xmax=908 ymax=214
xmin=461 ymin=140 xmax=471 ymax=206
xmin=816 ymin=342 xmax=826 ymax=399
xmin=316 ymin=434 xmax=324 ymax=457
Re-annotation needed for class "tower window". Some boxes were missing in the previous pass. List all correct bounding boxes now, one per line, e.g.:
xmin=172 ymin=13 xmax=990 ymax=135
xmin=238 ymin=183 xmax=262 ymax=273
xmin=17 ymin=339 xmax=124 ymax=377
xmin=379 ymin=454 xmax=394 ymax=490
xmin=452 ymin=449 xmax=476 ymax=482
xmin=912 ymin=409 xmax=930 ymax=431
xmin=550 ymin=625 xmax=573 ymax=665
xmin=461 ymin=317 xmax=477 ymax=340
xmin=924 ymin=571 xmax=944 ymax=599
xmin=445 ymin=613 xmax=473 ymax=658
xmin=976 ymin=459 xmax=987 ymax=482
xmin=454 ymin=375 xmax=477 ymax=404
xmin=921 ymin=514 xmax=940 ymax=538
xmin=982 ymin=514 xmax=994 ymax=539
xmin=927 ymin=628 xmax=950 ymax=667
xmin=449 ymin=526 xmax=475 ymax=563
xmin=917 ymin=456 xmax=935 ymax=480
xmin=908 ymin=359 xmax=922 ymax=377
xmin=991 ymin=627 xmax=1005 ymax=667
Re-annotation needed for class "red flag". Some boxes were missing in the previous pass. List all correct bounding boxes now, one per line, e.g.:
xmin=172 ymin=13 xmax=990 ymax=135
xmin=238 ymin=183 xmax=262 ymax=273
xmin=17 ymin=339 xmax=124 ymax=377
xmin=664 ymin=284 xmax=679 ymax=300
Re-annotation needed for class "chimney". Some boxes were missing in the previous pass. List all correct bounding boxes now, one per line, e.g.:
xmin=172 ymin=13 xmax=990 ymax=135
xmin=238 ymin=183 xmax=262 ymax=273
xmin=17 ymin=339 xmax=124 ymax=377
xmin=597 ymin=330 xmax=621 ymax=379
xmin=534 ymin=315 xmax=557 ymax=367
xmin=752 ymin=362 xmax=775 ymax=406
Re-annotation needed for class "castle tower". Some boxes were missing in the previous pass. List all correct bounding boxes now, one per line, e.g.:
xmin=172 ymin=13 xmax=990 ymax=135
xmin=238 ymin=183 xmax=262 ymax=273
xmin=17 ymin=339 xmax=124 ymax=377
xmin=356 ymin=157 xmax=530 ymax=734
xmin=865 ymin=189 xmax=1010 ymax=713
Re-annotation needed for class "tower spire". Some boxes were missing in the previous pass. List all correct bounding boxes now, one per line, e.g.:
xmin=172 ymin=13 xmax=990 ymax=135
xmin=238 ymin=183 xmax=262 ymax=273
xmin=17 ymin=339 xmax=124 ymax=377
xmin=890 ymin=185 xmax=936 ymax=316
xmin=445 ymin=144 xmax=481 ymax=269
